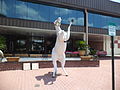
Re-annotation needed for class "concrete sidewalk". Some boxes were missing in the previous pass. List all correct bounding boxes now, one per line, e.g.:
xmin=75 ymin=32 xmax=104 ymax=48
xmin=0 ymin=60 xmax=120 ymax=90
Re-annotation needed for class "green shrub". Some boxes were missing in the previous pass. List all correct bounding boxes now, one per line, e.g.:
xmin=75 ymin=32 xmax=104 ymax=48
xmin=76 ymin=40 xmax=89 ymax=50
xmin=89 ymin=48 xmax=97 ymax=55
xmin=0 ymin=36 xmax=6 ymax=50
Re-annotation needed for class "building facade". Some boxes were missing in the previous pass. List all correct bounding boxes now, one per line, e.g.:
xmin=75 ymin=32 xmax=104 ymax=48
xmin=0 ymin=0 xmax=120 ymax=56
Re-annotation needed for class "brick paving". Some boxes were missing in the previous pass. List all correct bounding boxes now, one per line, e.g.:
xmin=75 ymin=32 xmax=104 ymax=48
xmin=0 ymin=60 xmax=120 ymax=90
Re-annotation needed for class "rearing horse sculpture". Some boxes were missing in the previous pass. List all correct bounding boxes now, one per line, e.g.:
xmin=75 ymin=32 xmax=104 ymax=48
xmin=52 ymin=17 xmax=72 ymax=78
xmin=0 ymin=50 xmax=4 ymax=61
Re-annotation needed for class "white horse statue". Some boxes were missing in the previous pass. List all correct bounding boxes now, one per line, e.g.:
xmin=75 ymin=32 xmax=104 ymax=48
xmin=52 ymin=17 xmax=72 ymax=78
xmin=0 ymin=50 xmax=4 ymax=61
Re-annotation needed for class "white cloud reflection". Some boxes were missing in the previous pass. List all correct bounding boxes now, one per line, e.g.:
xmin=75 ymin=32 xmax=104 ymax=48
xmin=16 ymin=2 xmax=45 ymax=21
xmin=0 ymin=1 xmax=8 ymax=15
xmin=55 ymin=8 xmax=71 ymax=15
xmin=1 ymin=0 xmax=120 ymax=30
xmin=88 ymin=23 xmax=93 ymax=27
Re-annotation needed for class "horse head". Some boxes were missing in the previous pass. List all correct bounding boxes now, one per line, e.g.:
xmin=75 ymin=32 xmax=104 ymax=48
xmin=54 ymin=17 xmax=62 ymax=26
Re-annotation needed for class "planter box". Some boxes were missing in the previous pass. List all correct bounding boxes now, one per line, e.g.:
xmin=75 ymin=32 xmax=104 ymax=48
xmin=79 ymin=50 xmax=86 ymax=56
xmin=6 ymin=57 xmax=20 ymax=62
xmin=81 ymin=56 xmax=93 ymax=60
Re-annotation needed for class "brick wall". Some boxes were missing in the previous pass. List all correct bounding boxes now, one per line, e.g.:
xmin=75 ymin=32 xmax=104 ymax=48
xmin=0 ymin=60 xmax=99 ymax=71
xmin=0 ymin=62 xmax=23 ymax=71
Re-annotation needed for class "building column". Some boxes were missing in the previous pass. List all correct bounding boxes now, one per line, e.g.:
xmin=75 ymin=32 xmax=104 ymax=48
xmin=84 ymin=9 xmax=88 ymax=45
xmin=84 ymin=9 xmax=89 ymax=55
xmin=103 ymin=35 xmax=107 ymax=51
xmin=83 ymin=33 xmax=86 ymax=41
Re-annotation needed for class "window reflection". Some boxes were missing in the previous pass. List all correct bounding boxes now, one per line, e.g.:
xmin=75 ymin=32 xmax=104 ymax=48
xmin=27 ymin=2 xmax=39 ymax=21
xmin=39 ymin=4 xmax=50 ymax=22
xmin=99 ymin=15 xmax=107 ymax=29
xmin=0 ymin=0 xmax=84 ymax=26
xmin=0 ymin=0 xmax=120 ymax=29
xmin=88 ymin=13 xmax=120 ymax=30
xmin=88 ymin=13 xmax=94 ymax=27
xmin=15 ymin=1 xmax=28 ymax=19
xmin=76 ymin=11 xmax=84 ymax=26
xmin=0 ymin=0 xmax=1 ymax=16
xmin=50 ymin=6 xmax=60 ymax=22
xmin=16 ymin=40 xmax=27 ymax=52
xmin=59 ymin=8 xmax=70 ymax=24
xmin=0 ymin=0 xmax=8 ymax=17
xmin=31 ymin=36 xmax=45 ymax=54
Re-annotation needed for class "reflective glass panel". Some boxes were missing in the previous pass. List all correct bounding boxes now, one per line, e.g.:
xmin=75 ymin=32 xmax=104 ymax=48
xmin=1 ymin=0 xmax=8 ymax=17
xmin=76 ymin=10 xmax=84 ymax=26
xmin=15 ymin=0 xmax=28 ymax=19
xmin=38 ymin=4 xmax=50 ymax=22
xmin=0 ymin=0 xmax=1 ymax=15
xmin=50 ymin=6 xmax=60 ymax=22
xmin=0 ymin=0 xmax=84 ymax=26
xmin=27 ymin=2 xmax=39 ymax=21
xmin=88 ymin=13 xmax=120 ymax=30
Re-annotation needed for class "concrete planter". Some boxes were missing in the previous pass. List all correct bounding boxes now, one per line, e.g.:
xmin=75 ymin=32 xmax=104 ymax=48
xmin=6 ymin=57 xmax=20 ymax=62
xmin=81 ymin=55 xmax=92 ymax=60
xmin=79 ymin=50 xmax=86 ymax=56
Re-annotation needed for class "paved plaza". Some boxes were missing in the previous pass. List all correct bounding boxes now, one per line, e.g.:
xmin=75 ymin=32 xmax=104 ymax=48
xmin=0 ymin=59 xmax=120 ymax=90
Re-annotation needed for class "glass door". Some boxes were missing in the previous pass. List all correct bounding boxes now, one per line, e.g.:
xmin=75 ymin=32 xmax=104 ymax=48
xmin=31 ymin=36 xmax=45 ymax=54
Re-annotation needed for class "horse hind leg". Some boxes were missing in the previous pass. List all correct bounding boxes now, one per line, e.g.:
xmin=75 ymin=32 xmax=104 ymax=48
xmin=52 ymin=60 xmax=57 ymax=78
xmin=61 ymin=60 xmax=68 ymax=76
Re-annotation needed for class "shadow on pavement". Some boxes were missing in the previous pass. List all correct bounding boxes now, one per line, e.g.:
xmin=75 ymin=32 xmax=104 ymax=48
xmin=35 ymin=72 xmax=61 ymax=85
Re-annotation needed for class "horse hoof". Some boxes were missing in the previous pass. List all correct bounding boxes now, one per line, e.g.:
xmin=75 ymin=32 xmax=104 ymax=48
xmin=66 ymin=75 xmax=68 ymax=77
xmin=52 ymin=76 xmax=56 ymax=78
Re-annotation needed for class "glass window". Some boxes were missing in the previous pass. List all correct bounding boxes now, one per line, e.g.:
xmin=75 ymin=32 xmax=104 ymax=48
xmin=38 ymin=4 xmax=50 ymax=22
xmin=27 ymin=2 xmax=39 ymax=21
xmin=88 ymin=13 xmax=100 ymax=28
xmin=67 ymin=9 xmax=77 ymax=25
xmin=107 ymin=16 xmax=113 ymax=25
xmin=108 ymin=17 xmax=120 ymax=30
xmin=117 ymin=19 xmax=120 ymax=30
xmin=16 ymin=40 xmax=27 ymax=52
xmin=15 ymin=0 xmax=28 ymax=19
xmin=88 ymin=13 xmax=120 ymax=30
xmin=6 ymin=0 xmax=16 ymax=18
xmin=94 ymin=14 xmax=102 ymax=28
xmin=0 ymin=0 xmax=84 ymax=26
xmin=50 ymin=6 xmax=60 ymax=22
xmin=60 ymin=8 xmax=70 ymax=24
xmin=0 ymin=0 xmax=1 ymax=15
xmin=76 ymin=11 xmax=84 ymax=26
xmin=1 ymin=0 xmax=8 ymax=17
xmin=0 ymin=0 xmax=16 ymax=18
xmin=31 ymin=36 xmax=45 ymax=54
xmin=88 ymin=13 xmax=94 ymax=27
xmin=50 ymin=7 xmax=84 ymax=26
xmin=100 ymin=15 xmax=108 ymax=29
